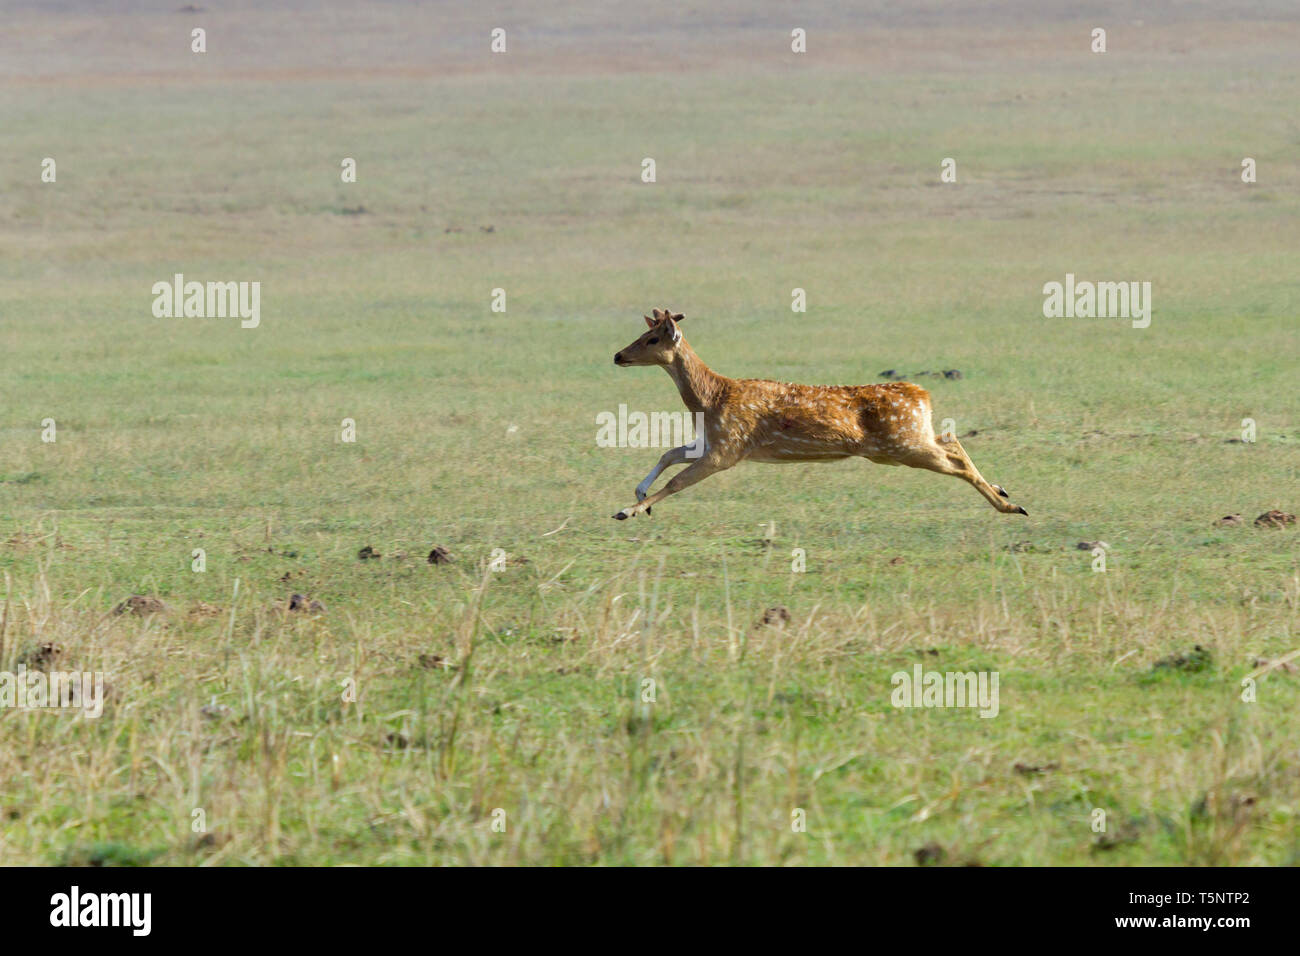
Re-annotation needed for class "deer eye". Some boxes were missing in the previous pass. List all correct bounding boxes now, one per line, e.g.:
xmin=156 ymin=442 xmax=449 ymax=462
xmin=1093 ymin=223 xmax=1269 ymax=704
xmin=646 ymin=336 xmax=659 ymax=345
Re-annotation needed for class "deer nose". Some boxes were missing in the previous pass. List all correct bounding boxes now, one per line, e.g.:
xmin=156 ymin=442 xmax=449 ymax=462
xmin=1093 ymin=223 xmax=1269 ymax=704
xmin=613 ymin=352 xmax=624 ymax=365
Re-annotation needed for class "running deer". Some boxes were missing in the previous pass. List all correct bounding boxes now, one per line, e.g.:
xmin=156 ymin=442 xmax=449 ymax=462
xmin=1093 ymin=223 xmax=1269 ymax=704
xmin=611 ymin=308 xmax=1028 ymax=520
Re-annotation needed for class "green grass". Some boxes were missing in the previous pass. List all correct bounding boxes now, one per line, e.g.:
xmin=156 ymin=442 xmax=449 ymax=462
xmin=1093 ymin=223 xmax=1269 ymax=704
xmin=0 ymin=5 xmax=1298 ymax=865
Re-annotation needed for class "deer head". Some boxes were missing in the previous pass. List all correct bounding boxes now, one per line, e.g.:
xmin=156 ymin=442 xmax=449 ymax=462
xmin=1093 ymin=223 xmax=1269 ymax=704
xmin=613 ymin=308 xmax=686 ymax=367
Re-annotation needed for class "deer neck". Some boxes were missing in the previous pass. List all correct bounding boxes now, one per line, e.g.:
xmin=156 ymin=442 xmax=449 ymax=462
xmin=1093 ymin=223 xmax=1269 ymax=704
xmin=665 ymin=344 xmax=725 ymax=414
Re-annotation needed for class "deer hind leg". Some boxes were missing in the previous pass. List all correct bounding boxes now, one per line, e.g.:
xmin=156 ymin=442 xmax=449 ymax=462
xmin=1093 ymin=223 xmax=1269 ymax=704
xmin=899 ymin=436 xmax=1028 ymax=515
xmin=614 ymin=450 xmax=736 ymax=520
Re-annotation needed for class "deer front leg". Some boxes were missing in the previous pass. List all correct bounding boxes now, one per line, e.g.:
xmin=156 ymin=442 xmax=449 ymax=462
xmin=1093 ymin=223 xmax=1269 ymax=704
xmin=613 ymin=450 xmax=736 ymax=520
xmin=634 ymin=442 xmax=695 ymax=513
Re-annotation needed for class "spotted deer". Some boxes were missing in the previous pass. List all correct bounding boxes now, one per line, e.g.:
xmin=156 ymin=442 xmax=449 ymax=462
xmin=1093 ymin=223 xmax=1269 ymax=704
xmin=611 ymin=308 xmax=1028 ymax=520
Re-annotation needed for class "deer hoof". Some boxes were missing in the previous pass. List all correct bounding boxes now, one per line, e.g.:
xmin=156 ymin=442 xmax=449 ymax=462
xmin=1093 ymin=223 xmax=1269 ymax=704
xmin=613 ymin=511 xmax=629 ymax=520
xmin=1014 ymin=505 xmax=1028 ymax=516
xmin=645 ymin=506 xmax=652 ymax=516
xmin=995 ymin=485 xmax=1010 ymax=498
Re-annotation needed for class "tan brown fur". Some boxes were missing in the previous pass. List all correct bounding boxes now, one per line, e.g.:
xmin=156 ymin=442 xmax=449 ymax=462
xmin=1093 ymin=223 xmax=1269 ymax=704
xmin=612 ymin=308 xmax=1027 ymax=519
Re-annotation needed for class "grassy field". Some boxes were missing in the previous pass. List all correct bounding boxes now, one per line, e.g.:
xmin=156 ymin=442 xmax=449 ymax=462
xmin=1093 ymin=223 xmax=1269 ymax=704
xmin=1 ymin=2 xmax=1298 ymax=865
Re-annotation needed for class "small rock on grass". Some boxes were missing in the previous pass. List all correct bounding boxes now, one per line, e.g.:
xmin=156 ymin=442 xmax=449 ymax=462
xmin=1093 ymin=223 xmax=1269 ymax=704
xmin=200 ymin=701 xmax=232 ymax=721
xmin=115 ymin=594 xmax=168 ymax=616
xmin=1014 ymin=762 xmax=1059 ymax=775
xmin=18 ymin=642 xmax=62 ymax=670
xmin=1092 ymin=820 xmax=1143 ymax=851
xmin=914 ymin=842 xmax=946 ymax=866
xmin=1255 ymin=510 xmax=1296 ymax=528
xmin=417 ymin=654 xmax=457 ymax=671
xmin=288 ymin=593 xmax=325 ymax=613
xmin=1153 ymin=645 xmax=1212 ymax=672
xmin=878 ymin=369 xmax=962 ymax=382
xmin=193 ymin=832 xmax=231 ymax=850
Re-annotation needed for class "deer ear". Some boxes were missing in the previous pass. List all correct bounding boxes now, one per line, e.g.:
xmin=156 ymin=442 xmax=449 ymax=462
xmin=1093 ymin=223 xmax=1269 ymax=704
xmin=644 ymin=314 xmax=655 ymax=328
xmin=671 ymin=313 xmax=684 ymax=322
xmin=651 ymin=308 xmax=664 ymax=321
